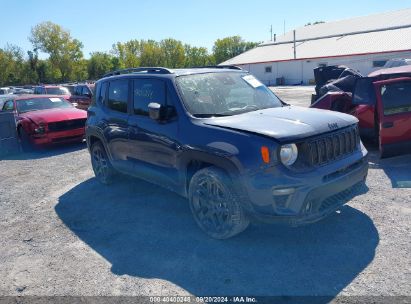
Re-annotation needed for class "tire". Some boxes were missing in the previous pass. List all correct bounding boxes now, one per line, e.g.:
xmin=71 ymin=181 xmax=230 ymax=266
xmin=18 ymin=128 xmax=33 ymax=152
xmin=90 ymin=141 xmax=115 ymax=184
xmin=188 ymin=167 xmax=250 ymax=239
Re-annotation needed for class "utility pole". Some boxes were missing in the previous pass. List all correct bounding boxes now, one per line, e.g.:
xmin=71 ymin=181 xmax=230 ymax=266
xmin=270 ymin=25 xmax=273 ymax=41
xmin=293 ymin=30 xmax=297 ymax=59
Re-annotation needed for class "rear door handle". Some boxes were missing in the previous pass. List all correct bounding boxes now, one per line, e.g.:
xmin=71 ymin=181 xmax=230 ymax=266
xmin=382 ymin=122 xmax=394 ymax=128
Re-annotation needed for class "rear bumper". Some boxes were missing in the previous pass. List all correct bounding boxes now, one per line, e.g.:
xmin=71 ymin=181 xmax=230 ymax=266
xmin=30 ymin=127 xmax=85 ymax=145
xmin=242 ymin=147 xmax=369 ymax=226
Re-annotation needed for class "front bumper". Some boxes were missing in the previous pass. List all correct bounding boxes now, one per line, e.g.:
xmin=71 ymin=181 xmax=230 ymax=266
xmin=30 ymin=127 xmax=85 ymax=146
xmin=242 ymin=147 xmax=368 ymax=226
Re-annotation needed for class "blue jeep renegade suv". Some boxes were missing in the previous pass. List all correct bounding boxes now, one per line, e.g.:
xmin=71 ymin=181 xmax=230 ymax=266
xmin=86 ymin=66 xmax=368 ymax=239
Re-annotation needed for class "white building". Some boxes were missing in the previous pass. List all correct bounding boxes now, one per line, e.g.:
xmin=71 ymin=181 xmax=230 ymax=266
xmin=220 ymin=9 xmax=411 ymax=85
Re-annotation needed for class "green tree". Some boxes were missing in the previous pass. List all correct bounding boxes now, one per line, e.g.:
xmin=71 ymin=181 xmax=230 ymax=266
xmin=160 ymin=38 xmax=185 ymax=68
xmin=212 ymin=36 xmax=259 ymax=64
xmin=29 ymin=21 xmax=84 ymax=81
xmin=0 ymin=44 xmax=25 ymax=85
xmin=139 ymin=40 xmax=164 ymax=67
xmin=305 ymin=21 xmax=325 ymax=26
xmin=184 ymin=45 xmax=213 ymax=67
xmin=111 ymin=40 xmax=140 ymax=68
xmin=88 ymin=52 xmax=114 ymax=79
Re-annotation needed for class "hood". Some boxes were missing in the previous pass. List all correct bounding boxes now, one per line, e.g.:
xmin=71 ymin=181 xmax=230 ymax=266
xmin=20 ymin=107 xmax=86 ymax=125
xmin=204 ymin=106 xmax=358 ymax=142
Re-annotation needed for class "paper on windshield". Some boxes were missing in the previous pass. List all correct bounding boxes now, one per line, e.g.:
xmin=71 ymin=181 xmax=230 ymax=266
xmin=49 ymin=97 xmax=62 ymax=102
xmin=242 ymin=75 xmax=263 ymax=88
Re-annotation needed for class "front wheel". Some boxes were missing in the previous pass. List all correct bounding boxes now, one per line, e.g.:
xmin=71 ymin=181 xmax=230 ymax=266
xmin=90 ymin=141 xmax=115 ymax=184
xmin=188 ymin=167 xmax=249 ymax=239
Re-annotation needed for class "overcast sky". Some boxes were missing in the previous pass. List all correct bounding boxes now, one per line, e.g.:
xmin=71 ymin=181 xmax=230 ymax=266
xmin=1 ymin=0 xmax=411 ymax=57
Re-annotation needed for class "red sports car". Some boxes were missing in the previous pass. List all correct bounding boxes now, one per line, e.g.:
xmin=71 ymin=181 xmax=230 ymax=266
xmin=1 ymin=95 xmax=87 ymax=151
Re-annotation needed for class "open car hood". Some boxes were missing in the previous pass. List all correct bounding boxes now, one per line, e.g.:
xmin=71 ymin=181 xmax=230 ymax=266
xmin=203 ymin=106 xmax=358 ymax=142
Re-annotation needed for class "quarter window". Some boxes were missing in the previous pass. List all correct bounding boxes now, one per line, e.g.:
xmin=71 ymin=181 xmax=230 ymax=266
xmin=133 ymin=79 xmax=166 ymax=116
xmin=96 ymin=82 xmax=108 ymax=105
xmin=108 ymin=80 xmax=128 ymax=113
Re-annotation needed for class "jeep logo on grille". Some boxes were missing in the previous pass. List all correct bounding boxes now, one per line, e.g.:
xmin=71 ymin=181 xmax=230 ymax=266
xmin=328 ymin=123 xmax=339 ymax=130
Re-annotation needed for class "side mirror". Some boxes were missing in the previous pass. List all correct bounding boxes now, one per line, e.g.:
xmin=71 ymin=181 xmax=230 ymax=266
xmin=148 ymin=102 xmax=161 ymax=120
xmin=148 ymin=103 xmax=177 ymax=121
xmin=84 ymin=92 xmax=92 ymax=98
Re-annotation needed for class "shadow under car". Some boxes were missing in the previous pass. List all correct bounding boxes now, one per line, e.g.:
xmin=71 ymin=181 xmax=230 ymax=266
xmin=56 ymin=175 xmax=379 ymax=298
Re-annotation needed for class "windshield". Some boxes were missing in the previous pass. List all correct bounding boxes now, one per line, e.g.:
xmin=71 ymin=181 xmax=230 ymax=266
xmin=45 ymin=87 xmax=70 ymax=95
xmin=16 ymin=97 xmax=73 ymax=113
xmin=176 ymin=72 xmax=283 ymax=117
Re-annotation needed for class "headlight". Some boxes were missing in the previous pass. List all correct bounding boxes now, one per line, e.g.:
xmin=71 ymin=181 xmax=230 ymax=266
xmin=280 ymin=144 xmax=298 ymax=166
xmin=34 ymin=123 xmax=46 ymax=134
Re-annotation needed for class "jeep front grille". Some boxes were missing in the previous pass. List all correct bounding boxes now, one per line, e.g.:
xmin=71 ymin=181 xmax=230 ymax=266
xmin=300 ymin=126 xmax=360 ymax=167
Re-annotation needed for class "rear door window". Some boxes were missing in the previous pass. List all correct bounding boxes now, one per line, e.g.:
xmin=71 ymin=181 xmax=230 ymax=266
xmin=381 ymin=81 xmax=411 ymax=115
xmin=107 ymin=80 xmax=128 ymax=113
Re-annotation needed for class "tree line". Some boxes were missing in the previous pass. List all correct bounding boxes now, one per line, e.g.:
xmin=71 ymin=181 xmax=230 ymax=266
xmin=0 ymin=21 xmax=259 ymax=86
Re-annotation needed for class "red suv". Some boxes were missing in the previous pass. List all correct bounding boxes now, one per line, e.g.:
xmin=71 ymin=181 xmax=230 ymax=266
xmin=68 ymin=83 xmax=95 ymax=110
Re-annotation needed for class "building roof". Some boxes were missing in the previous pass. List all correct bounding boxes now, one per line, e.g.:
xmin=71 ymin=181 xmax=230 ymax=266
xmin=221 ymin=8 xmax=411 ymax=65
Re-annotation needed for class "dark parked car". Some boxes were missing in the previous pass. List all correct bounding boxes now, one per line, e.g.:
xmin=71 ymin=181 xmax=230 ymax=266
xmin=311 ymin=65 xmax=411 ymax=157
xmin=1 ymin=95 xmax=87 ymax=151
xmin=86 ymin=67 xmax=368 ymax=239
xmin=68 ymin=83 xmax=95 ymax=110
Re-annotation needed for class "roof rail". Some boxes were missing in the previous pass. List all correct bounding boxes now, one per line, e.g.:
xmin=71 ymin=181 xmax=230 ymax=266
xmin=102 ymin=67 xmax=174 ymax=78
xmin=193 ymin=65 xmax=243 ymax=70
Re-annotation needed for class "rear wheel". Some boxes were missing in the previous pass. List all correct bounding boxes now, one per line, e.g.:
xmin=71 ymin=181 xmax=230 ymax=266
xmin=188 ymin=167 xmax=249 ymax=239
xmin=90 ymin=141 xmax=115 ymax=184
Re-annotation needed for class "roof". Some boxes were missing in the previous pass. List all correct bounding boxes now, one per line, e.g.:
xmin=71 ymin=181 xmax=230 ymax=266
xmin=368 ymin=64 xmax=411 ymax=77
xmin=99 ymin=67 xmax=245 ymax=81
xmin=221 ymin=8 xmax=411 ymax=65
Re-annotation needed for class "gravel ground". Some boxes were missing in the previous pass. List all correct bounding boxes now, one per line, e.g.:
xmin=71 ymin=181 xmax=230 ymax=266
xmin=0 ymin=86 xmax=410 ymax=299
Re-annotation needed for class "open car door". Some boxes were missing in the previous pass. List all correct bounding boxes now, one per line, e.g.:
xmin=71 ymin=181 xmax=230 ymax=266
xmin=374 ymin=77 xmax=411 ymax=158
